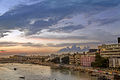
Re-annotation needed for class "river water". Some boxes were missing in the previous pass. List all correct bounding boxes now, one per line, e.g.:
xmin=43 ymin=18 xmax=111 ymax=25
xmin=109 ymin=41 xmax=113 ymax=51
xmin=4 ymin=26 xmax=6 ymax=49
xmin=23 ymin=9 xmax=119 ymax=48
xmin=0 ymin=63 xmax=97 ymax=80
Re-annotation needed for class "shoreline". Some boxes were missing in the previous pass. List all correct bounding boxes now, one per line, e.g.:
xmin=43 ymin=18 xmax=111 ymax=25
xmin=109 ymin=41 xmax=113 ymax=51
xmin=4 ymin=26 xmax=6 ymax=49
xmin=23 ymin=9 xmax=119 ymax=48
xmin=0 ymin=63 xmax=98 ymax=80
xmin=0 ymin=62 xmax=119 ymax=79
xmin=32 ymin=62 xmax=119 ymax=80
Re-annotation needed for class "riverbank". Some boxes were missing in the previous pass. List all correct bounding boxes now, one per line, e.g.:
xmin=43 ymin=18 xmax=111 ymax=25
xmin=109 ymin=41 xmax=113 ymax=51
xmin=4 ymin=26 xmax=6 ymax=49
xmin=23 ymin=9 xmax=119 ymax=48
xmin=1 ymin=62 xmax=120 ymax=80
xmin=0 ymin=63 xmax=97 ymax=80
xmin=35 ymin=62 xmax=120 ymax=80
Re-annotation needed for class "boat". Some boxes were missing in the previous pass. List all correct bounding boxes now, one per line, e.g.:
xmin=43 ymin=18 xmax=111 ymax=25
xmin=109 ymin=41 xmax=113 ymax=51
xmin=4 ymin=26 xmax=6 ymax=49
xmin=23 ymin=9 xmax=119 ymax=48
xmin=14 ymin=68 xmax=17 ymax=70
xmin=19 ymin=76 xmax=25 ymax=79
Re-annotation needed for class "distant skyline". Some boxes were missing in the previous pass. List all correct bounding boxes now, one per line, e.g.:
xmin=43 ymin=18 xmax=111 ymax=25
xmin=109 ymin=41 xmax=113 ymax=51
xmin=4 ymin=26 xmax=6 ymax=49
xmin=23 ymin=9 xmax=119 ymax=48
xmin=0 ymin=0 xmax=120 ymax=56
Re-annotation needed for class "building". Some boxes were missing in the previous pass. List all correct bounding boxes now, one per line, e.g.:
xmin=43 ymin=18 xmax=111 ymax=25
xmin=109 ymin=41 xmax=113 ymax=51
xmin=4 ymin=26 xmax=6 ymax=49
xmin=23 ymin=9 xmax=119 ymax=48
xmin=69 ymin=49 xmax=96 ymax=67
xmin=69 ymin=53 xmax=83 ymax=65
xmin=98 ymin=44 xmax=120 ymax=58
xmin=69 ymin=54 xmax=75 ymax=65
xmin=98 ymin=38 xmax=120 ymax=58
xmin=109 ymin=57 xmax=120 ymax=68
xmin=98 ymin=38 xmax=120 ymax=68
xmin=80 ymin=55 xmax=95 ymax=67
xmin=78 ymin=49 xmax=96 ymax=67
xmin=98 ymin=43 xmax=120 ymax=68
xmin=74 ymin=54 xmax=81 ymax=65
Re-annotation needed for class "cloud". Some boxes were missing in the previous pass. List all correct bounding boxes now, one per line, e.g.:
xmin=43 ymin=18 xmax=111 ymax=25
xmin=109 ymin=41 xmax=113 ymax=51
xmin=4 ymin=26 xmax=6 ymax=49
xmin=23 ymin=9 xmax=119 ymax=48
xmin=0 ymin=0 xmax=44 ymax=15
xmin=89 ymin=29 xmax=118 ymax=43
xmin=21 ymin=42 xmax=44 ymax=47
xmin=31 ymin=35 xmax=88 ymax=40
xmin=47 ymin=42 xmax=100 ymax=47
xmin=0 ymin=0 xmax=120 ymax=46
xmin=95 ymin=19 xmax=120 ymax=26
xmin=0 ymin=42 xmax=19 ymax=47
xmin=0 ymin=30 xmax=10 ymax=38
xmin=0 ymin=0 xmax=120 ymax=35
xmin=0 ymin=41 xmax=44 ymax=47
xmin=48 ymin=24 xmax=85 ymax=33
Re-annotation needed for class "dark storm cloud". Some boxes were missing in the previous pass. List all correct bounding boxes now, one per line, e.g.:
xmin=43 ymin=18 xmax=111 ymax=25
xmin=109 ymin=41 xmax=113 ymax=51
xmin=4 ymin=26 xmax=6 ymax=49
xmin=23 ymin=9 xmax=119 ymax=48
xmin=0 ymin=0 xmax=120 ymax=35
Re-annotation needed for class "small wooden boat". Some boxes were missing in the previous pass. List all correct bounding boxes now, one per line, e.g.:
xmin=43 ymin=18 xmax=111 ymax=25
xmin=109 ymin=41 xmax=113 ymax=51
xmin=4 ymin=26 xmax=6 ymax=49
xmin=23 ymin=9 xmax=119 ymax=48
xmin=14 ymin=68 xmax=17 ymax=70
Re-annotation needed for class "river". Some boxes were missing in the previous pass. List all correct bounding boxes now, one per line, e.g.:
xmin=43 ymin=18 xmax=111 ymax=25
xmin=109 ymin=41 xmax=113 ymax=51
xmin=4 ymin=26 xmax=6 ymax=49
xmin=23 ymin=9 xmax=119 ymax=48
xmin=0 ymin=63 xmax=97 ymax=80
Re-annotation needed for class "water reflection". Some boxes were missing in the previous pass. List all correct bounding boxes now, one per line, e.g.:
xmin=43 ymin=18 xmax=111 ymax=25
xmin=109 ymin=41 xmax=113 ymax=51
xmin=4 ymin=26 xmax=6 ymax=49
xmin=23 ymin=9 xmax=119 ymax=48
xmin=0 ymin=64 xmax=97 ymax=80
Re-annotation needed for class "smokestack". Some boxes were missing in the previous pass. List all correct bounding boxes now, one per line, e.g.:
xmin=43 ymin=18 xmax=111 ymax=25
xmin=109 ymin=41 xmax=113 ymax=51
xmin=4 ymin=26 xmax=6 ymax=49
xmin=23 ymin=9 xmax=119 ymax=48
xmin=118 ymin=37 xmax=120 ymax=44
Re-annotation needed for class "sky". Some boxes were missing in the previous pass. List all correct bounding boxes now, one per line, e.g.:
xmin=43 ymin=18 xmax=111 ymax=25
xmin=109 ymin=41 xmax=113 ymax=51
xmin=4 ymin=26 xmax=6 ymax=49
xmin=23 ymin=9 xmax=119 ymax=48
xmin=0 ymin=0 xmax=120 ymax=56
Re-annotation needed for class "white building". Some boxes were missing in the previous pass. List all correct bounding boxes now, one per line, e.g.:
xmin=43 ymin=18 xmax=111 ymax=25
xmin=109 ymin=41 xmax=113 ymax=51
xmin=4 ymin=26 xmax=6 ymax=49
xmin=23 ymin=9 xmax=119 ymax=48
xmin=109 ymin=57 xmax=120 ymax=68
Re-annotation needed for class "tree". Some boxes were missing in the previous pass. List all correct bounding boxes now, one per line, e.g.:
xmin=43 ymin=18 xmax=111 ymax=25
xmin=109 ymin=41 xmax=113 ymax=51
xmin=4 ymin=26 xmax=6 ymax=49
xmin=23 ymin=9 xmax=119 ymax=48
xmin=51 ymin=57 xmax=60 ymax=64
xmin=91 ymin=53 xmax=109 ymax=68
xmin=61 ymin=56 xmax=69 ymax=64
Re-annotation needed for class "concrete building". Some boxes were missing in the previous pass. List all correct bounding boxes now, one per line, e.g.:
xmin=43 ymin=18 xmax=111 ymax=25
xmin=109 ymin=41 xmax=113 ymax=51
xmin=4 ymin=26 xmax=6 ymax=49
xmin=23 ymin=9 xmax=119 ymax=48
xmin=78 ymin=49 xmax=96 ymax=67
xmin=98 ymin=44 xmax=120 ymax=58
xmin=75 ymin=54 xmax=82 ymax=65
xmin=69 ymin=54 xmax=75 ymax=65
xmin=69 ymin=52 xmax=95 ymax=67
xmin=80 ymin=55 xmax=95 ymax=67
xmin=109 ymin=57 xmax=120 ymax=68
xmin=69 ymin=53 xmax=83 ymax=65
xmin=98 ymin=38 xmax=120 ymax=68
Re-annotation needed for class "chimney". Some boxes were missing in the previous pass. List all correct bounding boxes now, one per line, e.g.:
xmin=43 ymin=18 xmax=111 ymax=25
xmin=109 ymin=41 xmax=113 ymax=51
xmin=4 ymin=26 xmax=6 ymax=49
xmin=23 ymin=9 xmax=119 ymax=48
xmin=118 ymin=37 xmax=120 ymax=44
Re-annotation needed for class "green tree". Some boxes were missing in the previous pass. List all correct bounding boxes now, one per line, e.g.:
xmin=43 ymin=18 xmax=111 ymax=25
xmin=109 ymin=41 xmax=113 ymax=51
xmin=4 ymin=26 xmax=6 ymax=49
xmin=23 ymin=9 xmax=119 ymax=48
xmin=61 ymin=56 xmax=69 ymax=64
xmin=91 ymin=53 xmax=109 ymax=68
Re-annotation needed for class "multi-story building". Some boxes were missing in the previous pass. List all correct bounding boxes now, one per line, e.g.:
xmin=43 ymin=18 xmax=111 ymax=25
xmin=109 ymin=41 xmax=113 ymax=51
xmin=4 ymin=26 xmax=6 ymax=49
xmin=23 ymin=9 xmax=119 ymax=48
xmin=78 ymin=49 xmax=96 ymax=67
xmin=74 ymin=54 xmax=81 ymax=65
xmin=98 ymin=38 xmax=120 ymax=68
xmin=80 ymin=55 xmax=95 ymax=67
xmin=109 ymin=57 xmax=120 ymax=68
xmin=69 ymin=54 xmax=75 ymax=65
xmin=69 ymin=52 xmax=95 ymax=67
xmin=98 ymin=44 xmax=120 ymax=58
xmin=69 ymin=53 xmax=83 ymax=65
